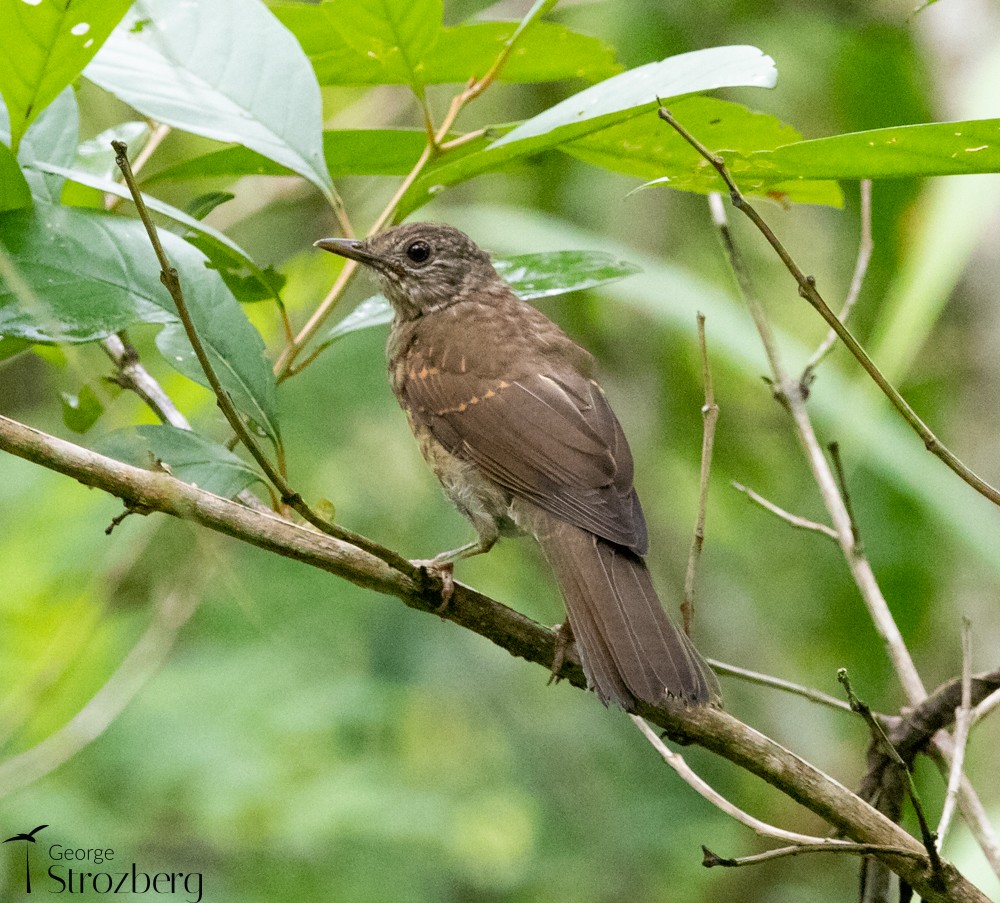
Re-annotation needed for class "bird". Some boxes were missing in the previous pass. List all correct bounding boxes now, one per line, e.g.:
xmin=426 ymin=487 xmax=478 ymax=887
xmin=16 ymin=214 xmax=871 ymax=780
xmin=315 ymin=223 xmax=720 ymax=711
xmin=3 ymin=825 xmax=47 ymax=843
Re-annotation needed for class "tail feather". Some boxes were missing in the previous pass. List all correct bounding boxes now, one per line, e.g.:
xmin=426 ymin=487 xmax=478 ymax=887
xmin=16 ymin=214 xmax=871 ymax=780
xmin=531 ymin=511 xmax=720 ymax=710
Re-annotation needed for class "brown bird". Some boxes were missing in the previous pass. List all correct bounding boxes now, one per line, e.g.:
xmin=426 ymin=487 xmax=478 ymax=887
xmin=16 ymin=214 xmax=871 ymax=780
xmin=316 ymin=223 xmax=719 ymax=711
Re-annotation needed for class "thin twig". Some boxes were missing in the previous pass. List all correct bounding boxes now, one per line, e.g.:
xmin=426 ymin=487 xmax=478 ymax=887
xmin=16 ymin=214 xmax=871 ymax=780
xmin=731 ymin=481 xmax=839 ymax=541
xmin=105 ymin=122 xmax=171 ymax=212
xmin=707 ymin=184 xmax=927 ymax=707
xmin=972 ymin=686 xmax=1000 ymax=725
xmin=838 ymin=669 xmax=945 ymax=888
xmin=661 ymin=106 xmax=1000 ymax=510
xmin=682 ymin=312 xmax=719 ymax=635
xmin=702 ymin=841 xmax=926 ymax=869
xmin=707 ymin=658 xmax=853 ymax=713
xmin=828 ymin=441 xmax=862 ymax=551
xmin=802 ymin=179 xmax=873 ymax=385
xmin=112 ymin=141 xmax=416 ymax=576
xmin=631 ymin=714 xmax=843 ymax=845
xmin=937 ymin=619 xmax=974 ymax=849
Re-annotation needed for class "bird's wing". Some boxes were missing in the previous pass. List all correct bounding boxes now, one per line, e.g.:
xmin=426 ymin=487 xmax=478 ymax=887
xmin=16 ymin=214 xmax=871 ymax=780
xmin=28 ymin=825 xmax=48 ymax=837
xmin=400 ymin=344 xmax=648 ymax=554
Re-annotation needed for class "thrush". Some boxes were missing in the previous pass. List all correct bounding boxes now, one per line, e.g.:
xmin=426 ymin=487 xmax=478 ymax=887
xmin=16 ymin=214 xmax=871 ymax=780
xmin=315 ymin=223 xmax=720 ymax=711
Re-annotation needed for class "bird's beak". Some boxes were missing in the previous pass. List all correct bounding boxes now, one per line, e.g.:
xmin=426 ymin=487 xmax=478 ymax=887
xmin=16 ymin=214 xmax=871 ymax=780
xmin=314 ymin=237 xmax=381 ymax=268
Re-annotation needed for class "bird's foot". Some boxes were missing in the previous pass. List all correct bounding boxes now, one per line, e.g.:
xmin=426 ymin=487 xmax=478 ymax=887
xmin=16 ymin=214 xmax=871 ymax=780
xmin=548 ymin=621 xmax=575 ymax=686
xmin=412 ymin=558 xmax=455 ymax=614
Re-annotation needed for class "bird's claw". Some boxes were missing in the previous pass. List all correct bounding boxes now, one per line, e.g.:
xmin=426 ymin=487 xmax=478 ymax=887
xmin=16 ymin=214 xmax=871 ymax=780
xmin=412 ymin=558 xmax=455 ymax=614
xmin=548 ymin=622 xmax=574 ymax=685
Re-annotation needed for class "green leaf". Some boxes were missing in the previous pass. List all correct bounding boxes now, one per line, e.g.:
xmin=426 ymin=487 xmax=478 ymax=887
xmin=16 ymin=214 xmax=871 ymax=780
xmin=0 ymin=335 xmax=30 ymax=362
xmin=495 ymin=250 xmax=641 ymax=299
xmin=562 ymin=95 xmax=843 ymax=207
xmin=75 ymin=121 xmax=150 ymax=179
xmin=14 ymin=87 xmax=80 ymax=204
xmin=97 ymin=424 xmax=262 ymax=498
xmin=277 ymin=0 xmax=620 ymax=87
xmin=186 ymin=191 xmax=235 ymax=221
xmin=84 ymin=0 xmax=334 ymax=200
xmin=0 ymin=0 xmax=132 ymax=149
xmin=0 ymin=140 xmax=30 ymax=212
xmin=61 ymin=384 xmax=104 ymax=434
xmin=0 ymin=204 xmax=280 ymax=443
xmin=751 ymin=118 xmax=1000 ymax=181
xmin=400 ymin=45 xmax=777 ymax=215
xmin=322 ymin=295 xmax=395 ymax=344
xmin=147 ymin=130 xmax=450 ymax=184
xmin=319 ymin=250 xmax=640 ymax=345
xmin=36 ymin=162 xmax=281 ymax=304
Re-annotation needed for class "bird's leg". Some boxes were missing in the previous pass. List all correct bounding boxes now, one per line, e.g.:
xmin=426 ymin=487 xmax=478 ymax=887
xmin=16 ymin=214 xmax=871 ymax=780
xmin=548 ymin=621 xmax=575 ymax=686
xmin=412 ymin=532 xmax=498 ymax=614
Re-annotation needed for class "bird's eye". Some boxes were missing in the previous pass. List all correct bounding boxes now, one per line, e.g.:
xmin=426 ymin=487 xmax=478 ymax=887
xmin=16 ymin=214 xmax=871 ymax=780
xmin=405 ymin=240 xmax=431 ymax=264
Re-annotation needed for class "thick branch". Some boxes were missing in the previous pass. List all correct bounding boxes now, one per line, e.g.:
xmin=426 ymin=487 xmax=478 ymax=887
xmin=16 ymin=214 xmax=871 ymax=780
xmin=0 ymin=413 xmax=988 ymax=903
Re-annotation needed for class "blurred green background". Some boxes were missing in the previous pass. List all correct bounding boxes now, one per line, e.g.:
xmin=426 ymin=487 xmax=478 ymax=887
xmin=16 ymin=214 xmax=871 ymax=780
xmin=2 ymin=0 xmax=1000 ymax=900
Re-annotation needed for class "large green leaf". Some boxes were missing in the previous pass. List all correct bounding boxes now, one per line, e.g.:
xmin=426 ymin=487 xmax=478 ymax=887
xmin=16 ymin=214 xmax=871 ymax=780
xmin=37 ymin=162 xmax=280 ymax=303
xmin=318 ymin=249 xmax=640 ymax=346
xmin=400 ymin=45 xmax=777 ymax=215
xmin=0 ymin=204 xmax=279 ymax=442
xmin=0 ymin=0 xmax=132 ymax=150
xmin=276 ymin=0 xmax=619 ymax=86
xmin=755 ymin=119 xmax=1000 ymax=181
xmin=84 ymin=0 xmax=333 ymax=201
xmin=98 ymin=424 xmax=262 ymax=499
xmin=562 ymin=95 xmax=843 ymax=207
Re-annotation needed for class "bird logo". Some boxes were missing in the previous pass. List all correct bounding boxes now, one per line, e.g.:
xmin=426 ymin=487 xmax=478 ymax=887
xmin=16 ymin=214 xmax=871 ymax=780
xmin=4 ymin=825 xmax=49 ymax=893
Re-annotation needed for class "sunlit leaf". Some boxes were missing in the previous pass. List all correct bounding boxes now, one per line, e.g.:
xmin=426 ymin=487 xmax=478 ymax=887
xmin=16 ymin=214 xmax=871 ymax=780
xmin=562 ymin=95 xmax=843 ymax=207
xmin=0 ymin=141 xmax=30 ymax=212
xmin=84 ymin=0 xmax=334 ymax=200
xmin=0 ymin=0 xmax=131 ymax=149
xmin=400 ymin=45 xmax=777 ymax=215
xmin=276 ymin=0 xmax=620 ymax=87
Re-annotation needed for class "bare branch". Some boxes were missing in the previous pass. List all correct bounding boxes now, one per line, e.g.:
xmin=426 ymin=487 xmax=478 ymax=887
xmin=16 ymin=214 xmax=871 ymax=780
xmin=708 ymin=658 xmax=853 ymax=713
xmin=937 ymin=620 xmax=974 ymax=849
xmin=731 ymin=481 xmax=839 ymax=541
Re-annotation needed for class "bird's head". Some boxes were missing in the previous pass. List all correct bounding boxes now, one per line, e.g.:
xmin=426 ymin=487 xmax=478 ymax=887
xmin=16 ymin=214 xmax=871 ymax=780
xmin=315 ymin=222 xmax=502 ymax=320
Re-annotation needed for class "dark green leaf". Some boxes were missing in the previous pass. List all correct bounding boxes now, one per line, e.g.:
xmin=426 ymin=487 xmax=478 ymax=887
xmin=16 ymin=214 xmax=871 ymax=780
xmin=61 ymin=384 xmax=104 ymax=433
xmin=400 ymin=45 xmax=777 ymax=215
xmin=0 ymin=204 xmax=280 ymax=443
xmin=562 ymin=95 xmax=843 ymax=207
xmin=322 ymin=295 xmax=395 ymax=344
xmin=496 ymin=250 xmax=641 ymax=299
xmin=84 ymin=0 xmax=334 ymax=200
xmin=37 ymin=163 xmax=281 ymax=304
xmin=0 ymin=0 xmax=132 ymax=149
xmin=0 ymin=336 xmax=30 ymax=362
xmin=147 ymin=130 xmax=461 ymax=184
xmin=276 ymin=0 xmax=620 ymax=87
xmin=97 ymin=424 xmax=262 ymax=498
xmin=186 ymin=192 xmax=235 ymax=221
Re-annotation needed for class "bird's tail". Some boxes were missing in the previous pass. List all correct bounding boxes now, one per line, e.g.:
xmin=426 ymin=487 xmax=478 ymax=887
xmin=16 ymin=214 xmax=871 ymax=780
xmin=532 ymin=514 xmax=720 ymax=710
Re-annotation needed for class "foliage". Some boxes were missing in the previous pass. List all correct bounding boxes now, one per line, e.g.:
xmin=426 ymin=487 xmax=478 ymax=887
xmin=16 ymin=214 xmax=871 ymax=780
xmin=1 ymin=1 xmax=999 ymax=902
